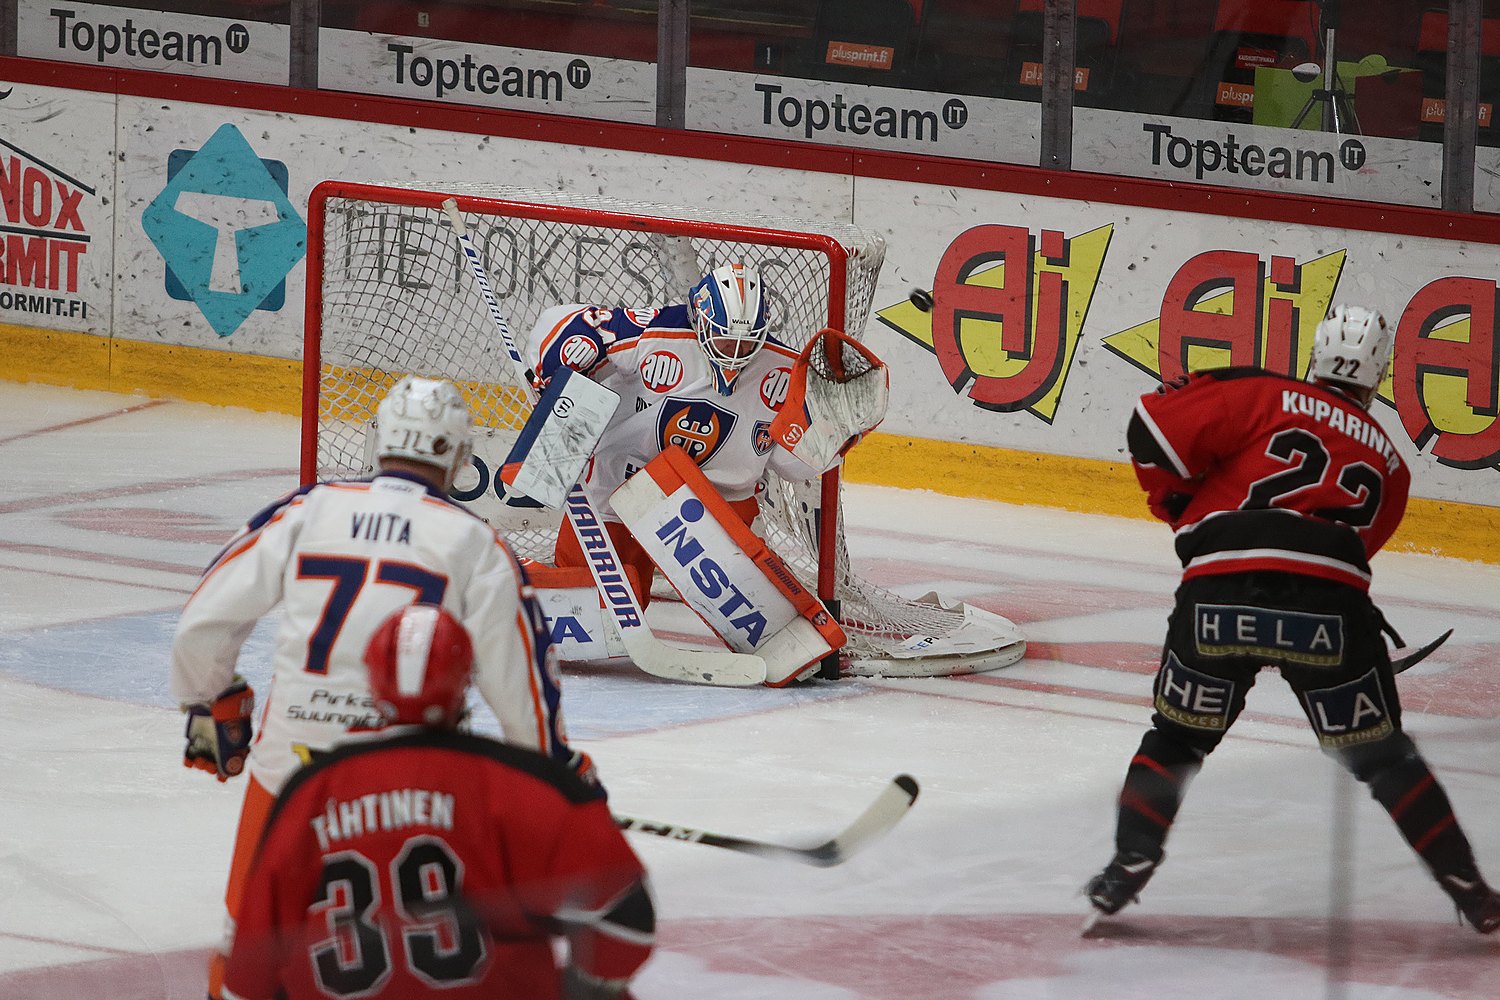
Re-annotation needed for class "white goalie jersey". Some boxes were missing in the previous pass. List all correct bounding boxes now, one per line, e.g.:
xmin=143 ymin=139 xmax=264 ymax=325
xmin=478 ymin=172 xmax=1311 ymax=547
xmin=169 ymin=472 xmax=574 ymax=794
xmin=528 ymin=303 xmax=829 ymax=518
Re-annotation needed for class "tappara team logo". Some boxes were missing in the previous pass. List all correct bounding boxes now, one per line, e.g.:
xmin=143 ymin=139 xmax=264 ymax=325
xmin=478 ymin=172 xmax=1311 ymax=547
xmin=877 ymin=223 xmax=1113 ymax=421
xmin=640 ymin=350 xmax=683 ymax=392
xmin=657 ymin=399 xmax=737 ymax=464
xmin=752 ymin=420 xmax=774 ymax=456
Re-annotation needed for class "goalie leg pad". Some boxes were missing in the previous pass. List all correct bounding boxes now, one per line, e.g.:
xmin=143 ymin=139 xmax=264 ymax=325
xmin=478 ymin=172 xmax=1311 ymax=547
xmin=554 ymin=517 xmax=657 ymax=609
xmin=184 ymin=677 xmax=255 ymax=782
xmin=609 ymin=447 xmax=845 ymax=686
xmin=524 ymin=560 xmax=644 ymax=661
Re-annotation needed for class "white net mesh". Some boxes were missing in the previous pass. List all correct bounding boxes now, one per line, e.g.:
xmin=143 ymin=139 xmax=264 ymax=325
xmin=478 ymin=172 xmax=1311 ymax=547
xmin=307 ymin=181 xmax=1018 ymax=667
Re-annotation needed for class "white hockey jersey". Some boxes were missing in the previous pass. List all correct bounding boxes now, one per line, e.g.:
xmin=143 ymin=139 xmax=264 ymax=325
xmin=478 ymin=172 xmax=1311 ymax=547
xmin=527 ymin=302 xmax=826 ymax=518
xmin=169 ymin=471 xmax=572 ymax=794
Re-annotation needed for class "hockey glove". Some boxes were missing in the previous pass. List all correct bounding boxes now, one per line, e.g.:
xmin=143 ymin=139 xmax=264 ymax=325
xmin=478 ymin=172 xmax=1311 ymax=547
xmin=568 ymin=749 xmax=606 ymax=800
xmin=183 ymin=677 xmax=255 ymax=781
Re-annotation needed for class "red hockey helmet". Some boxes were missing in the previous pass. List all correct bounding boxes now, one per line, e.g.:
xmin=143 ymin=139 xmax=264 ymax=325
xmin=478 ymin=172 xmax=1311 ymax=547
xmin=365 ymin=604 xmax=474 ymax=727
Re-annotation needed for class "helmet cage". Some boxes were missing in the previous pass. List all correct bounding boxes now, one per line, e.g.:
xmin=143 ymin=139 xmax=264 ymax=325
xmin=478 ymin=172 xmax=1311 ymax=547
xmin=691 ymin=263 xmax=769 ymax=376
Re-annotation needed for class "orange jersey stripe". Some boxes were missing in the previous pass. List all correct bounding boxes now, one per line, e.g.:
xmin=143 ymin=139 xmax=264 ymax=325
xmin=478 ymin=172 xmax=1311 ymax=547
xmin=516 ymin=607 xmax=550 ymax=752
xmin=189 ymin=499 xmax=302 ymax=600
xmin=537 ymin=308 xmax=588 ymax=360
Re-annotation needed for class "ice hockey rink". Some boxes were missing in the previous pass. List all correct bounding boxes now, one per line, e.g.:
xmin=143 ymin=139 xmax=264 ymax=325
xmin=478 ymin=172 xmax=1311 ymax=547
xmin=2 ymin=381 xmax=1498 ymax=1000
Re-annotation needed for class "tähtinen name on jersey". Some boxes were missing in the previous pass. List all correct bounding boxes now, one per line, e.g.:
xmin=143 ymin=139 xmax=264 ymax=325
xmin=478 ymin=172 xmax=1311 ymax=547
xmin=310 ymin=788 xmax=456 ymax=850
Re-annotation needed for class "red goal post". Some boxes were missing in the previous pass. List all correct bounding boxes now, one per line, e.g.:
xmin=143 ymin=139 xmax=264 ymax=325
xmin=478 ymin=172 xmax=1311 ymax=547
xmin=301 ymin=180 xmax=1023 ymax=676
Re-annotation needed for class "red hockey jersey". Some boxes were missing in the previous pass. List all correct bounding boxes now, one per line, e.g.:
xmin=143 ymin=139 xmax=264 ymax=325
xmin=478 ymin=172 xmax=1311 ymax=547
xmin=222 ymin=730 xmax=653 ymax=1000
xmin=1128 ymin=369 xmax=1410 ymax=591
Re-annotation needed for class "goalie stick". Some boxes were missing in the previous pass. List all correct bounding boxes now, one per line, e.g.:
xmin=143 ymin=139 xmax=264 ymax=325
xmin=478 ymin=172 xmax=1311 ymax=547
xmin=441 ymin=198 xmax=766 ymax=687
xmin=1392 ymin=628 xmax=1453 ymax=675
xmin=615 ymin=774 xmax=920 ymax=867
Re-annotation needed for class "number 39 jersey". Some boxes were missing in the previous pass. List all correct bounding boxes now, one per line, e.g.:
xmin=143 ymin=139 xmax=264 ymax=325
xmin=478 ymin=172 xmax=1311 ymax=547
xmin=527 ymin=303 xmax=825 ymax=515
xmin=222 ymin=730 xmax=653 ymax=1000
xmin=169 ymin=472 xmax=573 ymax=794
xmin=1128 ymin=369 xmax=1411 ymax=591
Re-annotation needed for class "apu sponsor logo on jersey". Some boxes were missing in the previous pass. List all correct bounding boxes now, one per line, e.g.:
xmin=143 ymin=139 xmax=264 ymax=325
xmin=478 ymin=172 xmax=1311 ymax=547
xmin=560 ymin=333 xmax=600 ymax=369
xmin=759 ymin=366 xmax=792 ymax=410
xmin=640 ymin=350 xmax=684 ymax=392
xmin=654 ymin=497 xmax=768 ymax=646
xmin=657 ymin=398 xmax=737 ymax=464
xmin=752 ymin=420 xmax=773 ymax=456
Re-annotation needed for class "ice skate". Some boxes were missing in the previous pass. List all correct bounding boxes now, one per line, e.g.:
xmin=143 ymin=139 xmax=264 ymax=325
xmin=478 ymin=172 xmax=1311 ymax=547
xmin=1082 ymin=851 xmax=1160 ymax=932
xmin=1441 ymin=872 xmax=1500 ymax=934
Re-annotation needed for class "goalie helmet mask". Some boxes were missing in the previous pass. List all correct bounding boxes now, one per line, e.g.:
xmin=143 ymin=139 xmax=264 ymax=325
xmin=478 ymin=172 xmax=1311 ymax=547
xmin=1309 ymin=304 xmax=1393 ymax=409
xmin=690 ymin=263 xmax=769 ymax=395
xmin=373 ymin=376 xmax=474 ymax=488
xmin=365 ymin=604 xmax=474 ymax=728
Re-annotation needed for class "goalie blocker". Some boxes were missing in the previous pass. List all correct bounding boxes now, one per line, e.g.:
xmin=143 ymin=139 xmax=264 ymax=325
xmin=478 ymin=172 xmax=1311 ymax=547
xmin=500 ymin=366 xmax=621 ymax=511
xmin=611 ymin=447 xmax=846 ymax=686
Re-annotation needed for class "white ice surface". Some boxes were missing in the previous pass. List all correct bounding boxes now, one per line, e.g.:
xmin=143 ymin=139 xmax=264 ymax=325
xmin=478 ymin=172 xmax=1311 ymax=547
xmin=2 ymin=383 xmax=1499 ymax=999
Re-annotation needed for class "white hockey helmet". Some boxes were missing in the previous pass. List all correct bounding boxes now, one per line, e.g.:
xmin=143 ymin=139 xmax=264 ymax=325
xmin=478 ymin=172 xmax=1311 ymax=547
xmin=372 ymin=376 xmax=474 ymax=487
xmin=690 ymin=263 xmax=770 ymax=387
xmin=1309 ymin=304 xmax=1393 ymax=407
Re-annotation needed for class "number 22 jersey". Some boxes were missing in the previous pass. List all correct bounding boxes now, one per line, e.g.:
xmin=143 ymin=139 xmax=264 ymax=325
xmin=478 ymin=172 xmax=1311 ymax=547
xmin=1127 ymin=369 xmax=1410 ymax=591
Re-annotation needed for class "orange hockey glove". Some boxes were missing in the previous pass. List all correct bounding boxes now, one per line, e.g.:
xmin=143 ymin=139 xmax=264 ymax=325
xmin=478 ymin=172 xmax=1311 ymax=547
xmin=183 ymin=677 xmax=254 ymax=781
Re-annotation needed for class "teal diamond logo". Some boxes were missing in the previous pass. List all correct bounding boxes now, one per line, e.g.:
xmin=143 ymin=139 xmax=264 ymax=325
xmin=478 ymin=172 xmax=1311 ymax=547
xmin=142 ymin=124 xmax=305 ymax=337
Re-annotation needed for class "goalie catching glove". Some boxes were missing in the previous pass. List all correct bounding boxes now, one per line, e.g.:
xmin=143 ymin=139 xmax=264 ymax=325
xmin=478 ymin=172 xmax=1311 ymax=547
xmin=182 ymin=676 xmax=255 ymax=781
xmin=769 ymin=327 xmax=889 ymax=471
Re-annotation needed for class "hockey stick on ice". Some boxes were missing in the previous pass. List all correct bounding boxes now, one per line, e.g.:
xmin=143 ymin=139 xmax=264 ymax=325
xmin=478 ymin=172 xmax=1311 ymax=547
xmin=441 ymin=198 xmax=766 ymax=687
xmin=615 ymin=774 xmax=920 ymax=867
xmin=1392 ymin=628 xmax=1453 ymax=675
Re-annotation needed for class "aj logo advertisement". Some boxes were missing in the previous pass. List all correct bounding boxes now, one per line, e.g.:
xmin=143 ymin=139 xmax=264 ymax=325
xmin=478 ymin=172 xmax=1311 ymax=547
xmin=878 ymin=222 xmax=1112 ymax=422
xmin=880 ymin=226 xmax=1500 ymax=472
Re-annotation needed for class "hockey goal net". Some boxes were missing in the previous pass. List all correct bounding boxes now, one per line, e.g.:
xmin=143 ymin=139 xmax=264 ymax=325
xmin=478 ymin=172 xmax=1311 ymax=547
xmin=302 ymin=181 xmax=1023 ymax=676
